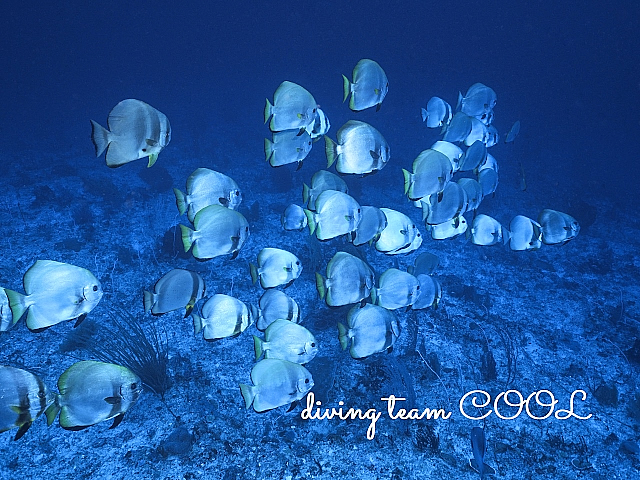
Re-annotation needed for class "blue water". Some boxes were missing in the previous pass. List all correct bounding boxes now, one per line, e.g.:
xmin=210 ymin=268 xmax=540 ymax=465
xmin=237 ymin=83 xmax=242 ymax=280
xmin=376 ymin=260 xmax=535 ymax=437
xmin=1 ymin=1 xmax=639 ymax=479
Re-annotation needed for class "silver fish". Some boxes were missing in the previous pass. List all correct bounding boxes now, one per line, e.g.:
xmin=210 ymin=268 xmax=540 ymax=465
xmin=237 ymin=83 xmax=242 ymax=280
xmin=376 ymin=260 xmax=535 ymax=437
xmin=325 ymin=120 xmax=390 ymax=175
xmin=281 ymin=204 xmax=308 ymax=231
xmin=253 ymin=320 xmax=318 ymax=364
xmin=305 ymin=190 xmax=362 ymax=241
xmin=174 ymin=168 xmax=242 ymax=223
xmin=443 ymin=112 xmax=473 ymax=143
xmin=193 ymin=294 xmax=252 ymax=341
xmin=458 ymin=140 xmax=487 ymax=172
xmin=46 ymin=361 xmax=142 ymax=430
xmin=477 ymin=168 xmax=499 ymax=196
xmin=505 ymin=120 xmax=521 ymax=143
xmin=240 ymin=359 xmax=314 ymax=412
xmin=469 ymin=214 xmax=506 ymax=246
xmin=91 ymin=99 xmax=171 ymax=168
xmin=143 ymin=268 xmax=205 ymax=317
xmin=538 ymin=209 xmax=580 ymax=245
xmin=375 ymin=208 xmax=419 ymax=254
xmin=0 ymin=288 xmax=15 ymax=332
xmin=264 ymin=130 xmax=313 ymax=169
xmin=251 ymin=289 xmax=301 ymax=331
xmin=457 ymin=83 xmax=497 ymax=124
xmin=342 ymin=59 xmax=389 ymax=112
xmin=421 ymin=181 xmax=467 ymax=225
xmin=372 ymin=268 xmax=420 ymax=310
xmin=508 ymin=215 xmax=542 ymax=251
xmin=0 ymin=366 xmax=55 ymax=440
xmin=457 ymin=178 xmax=484 ymax=213
xmin=403 ymin=149 xmax=452 ymax=201
xmin=304 ymin=107 xmax=331 ymax=139
xmin=427 ymin=215 xmax=468 ymax=240
xmin=338 ymin=304 xmax=401 ymax=359
xmin=353 ymin=206 xmax=388 ymax=246
xmin=302 ymin=170 xmax=348 ymax=210
xmin=464 ymin=117 xmax=488 ymax=147
xmin=316 ymin=251 xmax=375 ymax=307
xmin=180 ymin=205 xmax=249 ymax=260
xmin=250 ymin=248 xmax=303 ymax=289
xmin=5 ymin=260 xmax=103 ymax=332
xmin=421 ymin=96 xmax=452 ymax=128
xmin=412 ymin=274 xmax=442 ymax=310
xmin=264 ymin=81 xmax=317 ymax=133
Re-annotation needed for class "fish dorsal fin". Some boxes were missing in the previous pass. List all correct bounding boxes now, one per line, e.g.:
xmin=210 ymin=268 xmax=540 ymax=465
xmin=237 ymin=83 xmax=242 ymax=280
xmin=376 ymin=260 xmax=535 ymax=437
xmin=104 ymin=396 xmax=121 ymax=405
xmin=14 ymin=421 xmax=32 ymax=441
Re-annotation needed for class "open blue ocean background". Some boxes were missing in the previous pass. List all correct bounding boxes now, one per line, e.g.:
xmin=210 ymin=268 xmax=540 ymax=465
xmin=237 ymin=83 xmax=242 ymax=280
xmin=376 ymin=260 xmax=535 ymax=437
xmin=1 ymin=1 xmax=639 ymax=479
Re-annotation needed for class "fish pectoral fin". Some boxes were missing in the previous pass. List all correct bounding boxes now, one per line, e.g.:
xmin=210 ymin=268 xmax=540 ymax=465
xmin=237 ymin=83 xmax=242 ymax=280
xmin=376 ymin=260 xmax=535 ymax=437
xmin=369 ymin=150 xmax=380 ymax=160
xmin=219 ymin=197 xmax=229 ymax=207
xmin=283 ymin=266 xmax=293 ymax=272
xmin=14 ymin=421 xmax=32 ymax=441
xmin=74 ymin=314 xmax=87 ymax=328
xmin=104 ymin=396 xmax=121 ymax=406
xmin=109 ymin=414 xmax=125 ymax=429
xmin=145 ymin=139 xmax=158 ymax=147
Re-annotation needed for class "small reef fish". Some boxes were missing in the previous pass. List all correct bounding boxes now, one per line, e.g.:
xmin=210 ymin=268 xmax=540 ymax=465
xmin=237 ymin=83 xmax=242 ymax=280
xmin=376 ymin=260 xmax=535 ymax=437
xmin=458 ymin=140 xmax=487 ymax=172
xmin=508 ymin=215 xmax=542 ymax=251
xmin=477 ymin=168 xmax=499 ymax=196
xmin=304 ymin=107 xmax=330 ymax=139
xmin=253 ymin=320 xmax=318 ymax=364
xmin=457 ymin=83 xmax=497 ymax=124
xmin=174 ymin=168 xmax=242 ymax=223
xmin=352 ymin=206 xmax=387 ymax=246
xmin=46 ymin=361 xmax=142 ymax=430
xmin=537 ymin=209 xmax=580 ymax=245
xmin=426 ymin=215 xmax=468 ymax=240
xmin=143 ymin=268 xmax=205 ymax=317
xmin=91 ymin=99 xmax=171 ymax=168
xmin=302 ymin=170 xmax=348 ymax=210
xmin=316 ymin=251 xmax=375 ymax=307
xmin=338 ymin=304 xmax=401 ymax=359
xmin=264 ymin=81 xmax=317 ymax=133
xmin=305 ymin=190 xmax=362 ymax=241
xmin=264 ymin=130 xmax=313 ymax=169
xmin=240 ymin=359 xmax=314 ymax=412
xmin=469 ymin=214 xmax=507 ymax=246
xmin=371 ymin=268 xmax=420 ymax=310
xmin=412 ymin=274 xmax=442 ymax=310
xmin=281 ymin=204 xmax=308 ymax=231
xmin=250 ymin=248 xmax=303 ymax=289
xmin=0 ymin=366 xmax=55 ymax=440
xmin=408 ymin=252 xmax=440 ymax=276
xmin=443 ymin=112 xmax=473 ymax=143
xmin=342 ymin=59 xmax=389 ymax=112
xmin=457 ymin=178 xmax=484 ymax=213
xmin=192 ymin=294 xmax=252 ymax=341
xmin=180 ymin=205 xmax=249 ymax=260
xmin=422 ymin=96 xmax=452 ymax=128
xmin=251 ymin=289 xmax=301 ymax=331
xmin=325 ymin=120 xmax=390 ymax=175
xmin=431 ymin=140 xmax=463 ymax=173
xmin=375 ymin=208 xmax=419 ymax=254
xmin=421 ymin=181 xmax=467 ymax=226
xmin=6 ymin=260 xmax=103 ymax=332
xmin=403 ymin=149 xmax=452 ymax=201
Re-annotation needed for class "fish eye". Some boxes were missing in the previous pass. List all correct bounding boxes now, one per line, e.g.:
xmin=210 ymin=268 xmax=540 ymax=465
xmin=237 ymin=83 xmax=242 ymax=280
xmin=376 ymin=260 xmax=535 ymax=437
xmin=38 ymin=391 xmax=46 ymax=399
xmin=304 ymin=378 xmax=310 ymax=384
xmin=131 ymin=383 xmax=138 ymax=390
xmin=295 ymin=260 xmax=300 ymax=265
xmin=142 ymin=148 xmax=147 ymax=152
xmin=311 ymin=343 xmax=316 ymax=347
xmin=93 ymin=285 xmax=98 ymax=292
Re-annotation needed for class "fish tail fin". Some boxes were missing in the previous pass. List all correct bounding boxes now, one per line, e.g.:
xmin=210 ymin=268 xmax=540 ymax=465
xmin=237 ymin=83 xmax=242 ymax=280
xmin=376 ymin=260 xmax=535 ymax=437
xmin=44 ymin=396 xmax=61 ymax=427
xmin=421 ymin=107 xmax=428 ymax=122
xmin=502 ymin=228 xmax=511 ymax=246
xmin=90 ymin=120 xmax=111 ymax=157
xmin=253 ymin=335 xmax=264 ymax=360
xmin=315 ymin=272 xmax=326 ymax=300
xmin=249 ymin=263 xmax=259 ymax=284
xmin=342 ymin=75 xmax=351 ymax=103
xmin=304 ymin=209 xmax=316 ymax=236
xmin=370 ymin=287 xmax=379 ymax=305
xmin=173 ymin=188 xmax=188 ymax=216
xmin=337 ymin=322 xmax=349 ymax=350
xmin=420 ymin=200 xmax=430 ymax=222
xmin=143 ymin=290 xmax=156 ymax=314
xmin=179 ymin=224 xmax=194 ymax=253
xmin=324 ymin=136 xmax=337 ymax=168
xmin=192 ymin=313 xmax=203 ymax=335
xmin=402 ymin=169 xmax=412 ymax=196
xmin=264 ymin=137 xmax=274 ymax=163
xmin=239 ymin=384 xmax=255 ymax=409
xmin=4 ymin=289 xmax=27 ymax=324
xmin=263 ymin=99 xmax=272 ymax=124
xmin=456 ymin=91 xmax=463 ymax=111
xmin=302 ymin=183 xmax=310 ymax=206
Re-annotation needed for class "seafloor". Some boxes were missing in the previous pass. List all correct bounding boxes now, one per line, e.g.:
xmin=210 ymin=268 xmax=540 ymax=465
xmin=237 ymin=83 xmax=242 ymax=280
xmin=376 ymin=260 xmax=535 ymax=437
xmin=0 ymin=116 xmax=638 ymax=480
